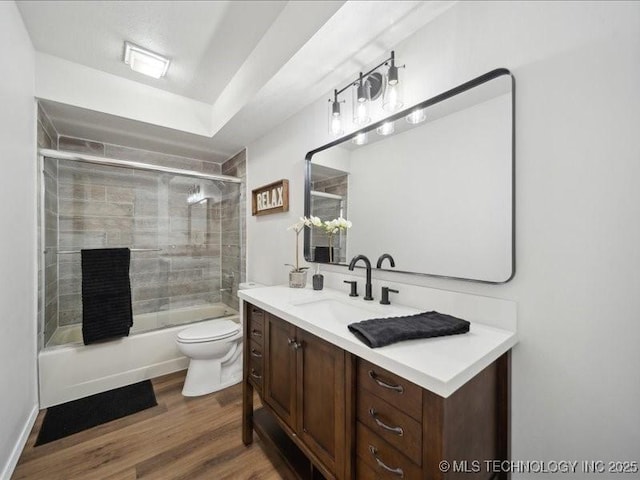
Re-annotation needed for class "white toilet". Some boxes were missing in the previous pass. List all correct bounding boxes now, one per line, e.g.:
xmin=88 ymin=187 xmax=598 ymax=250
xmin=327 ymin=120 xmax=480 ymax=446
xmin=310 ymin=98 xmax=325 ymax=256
xmin=176 ymin=282 xmax=265 ymax=397
xmin=176 ymin=318 xmax=242 ymax=396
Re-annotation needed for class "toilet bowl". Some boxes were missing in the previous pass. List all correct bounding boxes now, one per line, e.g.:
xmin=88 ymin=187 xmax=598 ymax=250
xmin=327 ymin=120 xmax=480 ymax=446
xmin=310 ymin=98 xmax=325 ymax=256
xmin=176 ymin=318 xmax=242 ymax=396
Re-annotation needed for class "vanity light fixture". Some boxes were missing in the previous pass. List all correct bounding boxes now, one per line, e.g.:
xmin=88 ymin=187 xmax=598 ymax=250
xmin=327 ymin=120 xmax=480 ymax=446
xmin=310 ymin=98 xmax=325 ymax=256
xmin=406 ymin=108 xmax=426 ymax=124
xmin=382 ymin=51 xmax=404 ymax=112
xmin=328 ymin=50 xmax=405 ymax=136
xmin=328 ymin=90 xmax=345 ymax=135
xmin=353 ymin=73 xmax=372 ymax=125
xmin=123 ymin=42 xmax=170 ymax=79
xmin=376 ymin=121 xmax=395 ymax=136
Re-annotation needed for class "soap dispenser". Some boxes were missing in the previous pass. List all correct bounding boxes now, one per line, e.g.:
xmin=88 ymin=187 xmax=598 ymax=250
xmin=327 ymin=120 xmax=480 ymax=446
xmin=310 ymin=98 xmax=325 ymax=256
xmin=312 ymin=264 xmax=324 ymax=290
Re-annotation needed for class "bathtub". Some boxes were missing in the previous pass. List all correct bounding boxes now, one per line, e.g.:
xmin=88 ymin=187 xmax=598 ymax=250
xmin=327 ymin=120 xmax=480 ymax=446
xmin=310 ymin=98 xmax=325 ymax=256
xmin=39 ymin=303 xmax=239 ymax=408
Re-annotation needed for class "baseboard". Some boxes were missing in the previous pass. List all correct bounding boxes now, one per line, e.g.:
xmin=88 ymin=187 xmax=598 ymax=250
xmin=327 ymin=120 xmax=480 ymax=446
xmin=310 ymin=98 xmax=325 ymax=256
xmin=1 ymin=404 xmax=38 ymax=480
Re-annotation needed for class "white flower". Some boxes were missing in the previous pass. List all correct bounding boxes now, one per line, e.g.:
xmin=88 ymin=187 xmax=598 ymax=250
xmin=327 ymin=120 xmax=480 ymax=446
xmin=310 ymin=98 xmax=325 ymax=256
xmin=336 ymin=217 xmax=352 ymax=229
xmin=309 ymin=215 xmax=322 ymax=227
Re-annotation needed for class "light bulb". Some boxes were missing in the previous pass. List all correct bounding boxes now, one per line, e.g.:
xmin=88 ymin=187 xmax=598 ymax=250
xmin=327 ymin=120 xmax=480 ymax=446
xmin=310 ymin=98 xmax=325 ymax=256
xmin=355 ymin=101 xmax=370 ymax=124
xmin=352 ymin=132 xmax=368 ymax=145
xmin=328 ymin=98 xmax=344 ymax=136
xmin=376 ymin=122 xmax=395 ymax=136
xmin=406 ymin=108 xmax=426 ymax=124
xmin=352 ymin=82 xmax=371 ymax=125
xmin=330 ymin=115 xmax=343 ymax=135
xmin=382 ymin=83 xmax=403 ymax=112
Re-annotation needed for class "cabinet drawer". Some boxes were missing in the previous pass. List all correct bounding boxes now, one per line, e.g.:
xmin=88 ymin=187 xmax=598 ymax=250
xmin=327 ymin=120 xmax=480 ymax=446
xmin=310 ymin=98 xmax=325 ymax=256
xmin=247 ymin=315 xmax=264 ymax=345
xmin=247 ymin=304 xmax=265 ymax=323
xmin=357 ymin=422 xmax=422 ymax=480
xmin=357 ymin=389 xmax=422 ymax=465
xmin=356 ymin=457 xmax=378 ymax=480
xmin=248 ymin=353 xmax=263 ymax=390
xmin=357 ymin=359 xmax=422 ymax=421
xmin=248 ymin=339 xmax=264 ymax=363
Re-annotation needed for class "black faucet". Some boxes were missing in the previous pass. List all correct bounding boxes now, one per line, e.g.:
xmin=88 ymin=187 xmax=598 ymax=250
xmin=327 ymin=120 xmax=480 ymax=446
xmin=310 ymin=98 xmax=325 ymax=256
xmin=343 ymin=280 xmax=358 ymax=297
xmin=348 ymin=255 xmax=373 ymax=301
xmin=380 ymin=286 xmax=399 ymax=305
xmin=376 ymin=253 xmax=395 ymax=269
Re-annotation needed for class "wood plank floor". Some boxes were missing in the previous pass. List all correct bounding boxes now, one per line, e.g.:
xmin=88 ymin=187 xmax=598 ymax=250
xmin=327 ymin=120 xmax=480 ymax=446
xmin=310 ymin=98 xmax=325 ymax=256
xmin=13 ymin=371 xmax=286 ymax=479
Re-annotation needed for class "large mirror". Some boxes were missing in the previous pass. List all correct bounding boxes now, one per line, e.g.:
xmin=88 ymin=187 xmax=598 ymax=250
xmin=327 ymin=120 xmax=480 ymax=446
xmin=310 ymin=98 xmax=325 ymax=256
xmin=304 ymin=69 xmax=514 ymax=283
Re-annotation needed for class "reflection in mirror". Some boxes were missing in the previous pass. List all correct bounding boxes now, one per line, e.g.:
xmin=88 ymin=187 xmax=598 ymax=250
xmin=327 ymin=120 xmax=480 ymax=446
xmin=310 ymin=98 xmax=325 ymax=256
xmin=309 ymin=165 xmax=349 ymax=263
xmin=304 ymin=69 xmax=514 ymax=283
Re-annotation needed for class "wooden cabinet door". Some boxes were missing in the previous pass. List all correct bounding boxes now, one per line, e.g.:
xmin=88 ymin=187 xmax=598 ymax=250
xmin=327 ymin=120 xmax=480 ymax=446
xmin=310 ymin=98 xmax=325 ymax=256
xmin=296 ymin=328 xmax=346 ymax=477
xmin=263 ymin=313 xmax=297 ymax=429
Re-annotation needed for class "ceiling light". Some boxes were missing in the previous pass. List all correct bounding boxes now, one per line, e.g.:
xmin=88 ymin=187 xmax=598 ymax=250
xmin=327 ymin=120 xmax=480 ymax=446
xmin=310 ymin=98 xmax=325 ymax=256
xmin=123 ymin=42 xmax=170 ymax=79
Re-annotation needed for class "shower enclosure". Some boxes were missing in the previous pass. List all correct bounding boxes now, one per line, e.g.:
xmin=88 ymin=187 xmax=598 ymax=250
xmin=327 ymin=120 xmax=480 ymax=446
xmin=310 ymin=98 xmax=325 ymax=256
xmin=39 ymin=149 xmax=243 ymax=348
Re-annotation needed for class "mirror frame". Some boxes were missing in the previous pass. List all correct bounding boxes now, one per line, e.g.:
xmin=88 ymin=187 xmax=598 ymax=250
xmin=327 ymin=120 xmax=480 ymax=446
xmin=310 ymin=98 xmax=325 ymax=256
xmin=304 ymin=68 xmax=516 ymax=284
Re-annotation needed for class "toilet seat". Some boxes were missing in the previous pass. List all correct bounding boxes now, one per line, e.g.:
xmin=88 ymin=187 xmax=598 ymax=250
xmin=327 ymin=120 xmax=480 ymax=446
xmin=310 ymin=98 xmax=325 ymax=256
xmin=177 ymin=319 xmax=240 ymax=344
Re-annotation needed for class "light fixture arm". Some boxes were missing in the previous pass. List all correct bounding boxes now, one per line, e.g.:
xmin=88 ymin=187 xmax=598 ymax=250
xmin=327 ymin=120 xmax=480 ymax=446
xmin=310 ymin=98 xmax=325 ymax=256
xmin=332 ymin=51 xmax=400 ymax=97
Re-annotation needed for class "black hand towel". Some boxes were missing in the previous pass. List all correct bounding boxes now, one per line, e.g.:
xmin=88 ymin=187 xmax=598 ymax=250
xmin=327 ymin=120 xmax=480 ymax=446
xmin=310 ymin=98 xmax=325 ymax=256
xmin=348 ymin=311 xmax=470 ymax=348
xmin=81 ymin=248 xmax=133 ymax=345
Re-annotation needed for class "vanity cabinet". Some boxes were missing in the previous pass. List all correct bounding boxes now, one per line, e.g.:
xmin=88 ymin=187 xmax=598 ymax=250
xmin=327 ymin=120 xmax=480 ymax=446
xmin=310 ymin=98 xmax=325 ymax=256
xmin=242 ymin=302 xmax=510 ymax=480
xmin=246 ymin=306 xmax=350 ymax=479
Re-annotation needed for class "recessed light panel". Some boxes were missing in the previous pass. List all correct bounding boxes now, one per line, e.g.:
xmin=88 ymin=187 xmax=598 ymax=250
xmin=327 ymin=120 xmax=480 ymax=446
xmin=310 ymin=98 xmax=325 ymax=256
xmin=123 ymin=42 xmax=170 ymax=79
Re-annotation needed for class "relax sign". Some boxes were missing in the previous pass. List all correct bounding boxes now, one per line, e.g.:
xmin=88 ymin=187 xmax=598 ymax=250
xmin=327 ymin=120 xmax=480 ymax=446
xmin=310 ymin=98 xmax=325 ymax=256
xmin=252 ymin=179 xmax=289 ymax=216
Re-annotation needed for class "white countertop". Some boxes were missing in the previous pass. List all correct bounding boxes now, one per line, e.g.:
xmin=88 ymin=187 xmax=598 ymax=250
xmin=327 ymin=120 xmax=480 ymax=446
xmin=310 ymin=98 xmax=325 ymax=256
xmin=238 ymin=284 xmax=518 ymax=398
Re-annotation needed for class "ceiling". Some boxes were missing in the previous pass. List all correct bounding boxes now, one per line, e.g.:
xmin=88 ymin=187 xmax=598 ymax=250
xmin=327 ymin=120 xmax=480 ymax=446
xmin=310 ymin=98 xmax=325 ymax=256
xmin=17 ymin=0 xmax=287 ymax=104
xmin=19 ymin=1 xmax=455 ymax=163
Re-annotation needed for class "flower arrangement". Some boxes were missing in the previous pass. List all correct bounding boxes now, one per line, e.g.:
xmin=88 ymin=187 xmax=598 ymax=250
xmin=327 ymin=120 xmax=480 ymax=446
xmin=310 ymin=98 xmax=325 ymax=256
xmin=286 ymin=217 xmax=314 ymax=273
xmin=285 ymin=216 xmax=352 ymax=287
xmin=318 ymin=216 xmax=352 ymax=263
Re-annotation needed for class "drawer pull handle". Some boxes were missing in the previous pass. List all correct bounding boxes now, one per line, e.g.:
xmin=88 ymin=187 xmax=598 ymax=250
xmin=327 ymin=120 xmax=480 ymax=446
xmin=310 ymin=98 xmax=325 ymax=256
xmin=368 ymin=445 xmax=404 ymax=478
xmin=368 ymin=370 xmax=404 ymax=394
xmin=250 ymin=369 xmax=262 ymax=380
xmin=251 ymin=329 xmax=262 ymax=338
xmin=287 ymin=338 xmax=303 ymax=350
xmin=369 ymin=408 xmax=404 ymax=436
xmin=250 ymin=348 xmax=262 ymax=358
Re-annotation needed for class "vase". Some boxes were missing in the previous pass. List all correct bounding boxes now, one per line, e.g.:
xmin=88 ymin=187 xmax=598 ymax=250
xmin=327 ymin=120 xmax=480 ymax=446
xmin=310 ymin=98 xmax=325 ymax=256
xmin=289 ymin=270 xmax=307 ymax=288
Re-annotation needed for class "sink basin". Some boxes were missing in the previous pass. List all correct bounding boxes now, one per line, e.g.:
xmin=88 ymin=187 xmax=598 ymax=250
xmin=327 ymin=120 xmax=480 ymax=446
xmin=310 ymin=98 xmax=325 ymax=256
xmin=291 ymin=298 xmax=380 ymax=324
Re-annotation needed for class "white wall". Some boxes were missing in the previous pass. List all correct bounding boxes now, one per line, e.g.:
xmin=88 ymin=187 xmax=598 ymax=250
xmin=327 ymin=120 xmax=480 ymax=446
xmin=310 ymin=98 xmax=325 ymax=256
xmin=247 ymin=1 xmax=640 ymax=475
xmin=0 ymin=2 xmax=38 ymax=479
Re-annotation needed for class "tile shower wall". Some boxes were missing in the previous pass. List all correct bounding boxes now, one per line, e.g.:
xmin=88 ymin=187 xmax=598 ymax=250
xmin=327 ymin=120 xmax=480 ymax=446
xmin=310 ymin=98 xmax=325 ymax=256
xmin=37 ymin=105 xmax=59 ymax=348
xmin=311 ymin=174 xmax=348 ymax=263
xmin=221 ymin=150 xmax=246 ymax=310
xmin=48 ymin=135 xmax=243 ymax=328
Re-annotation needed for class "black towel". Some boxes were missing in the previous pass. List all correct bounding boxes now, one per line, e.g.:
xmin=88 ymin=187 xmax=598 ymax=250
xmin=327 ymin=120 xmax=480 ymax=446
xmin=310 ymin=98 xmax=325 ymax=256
xmin=347 ymin=311 xmax=470 ymax=348
xmin=314 ymin=246 xmax=334 ymax=263
xmin=81 ymin=248 xmax=133 ymax=345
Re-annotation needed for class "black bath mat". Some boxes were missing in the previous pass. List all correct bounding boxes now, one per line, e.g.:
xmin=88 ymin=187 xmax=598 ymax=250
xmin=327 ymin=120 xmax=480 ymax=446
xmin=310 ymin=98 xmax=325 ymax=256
xmin=35 ymin=380 xmax=157 ymax=446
